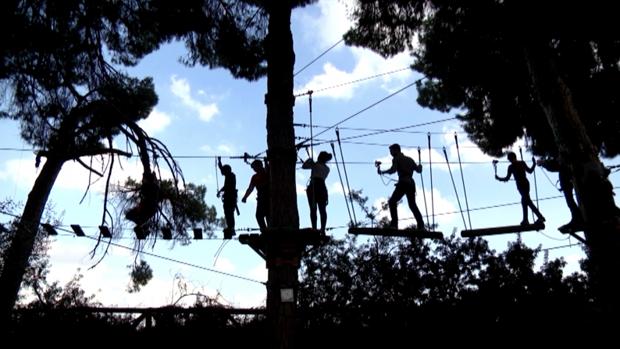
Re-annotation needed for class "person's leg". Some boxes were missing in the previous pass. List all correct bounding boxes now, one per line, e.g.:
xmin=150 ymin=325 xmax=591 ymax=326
xmin=388 ymin=184 xmax=406 ymax=228
xmin=560 ymin=174 xmax=582 ymax=225
xmin=520 ymin=196 xmax=529 ymax=225
xmin=405 ymin=186 xmax=425 ymax=229
xmin=307 ymin=189 xmax=318 ymax=230
xmin=318 ymin=202 xmax=327 ymax=233
xmin=526 ymin=197 xmax=545 ymax=222
xmin=224 ymin=204 xmax=235 ymax=230
xmin=255 ymin=210 xmax=267 ymax=231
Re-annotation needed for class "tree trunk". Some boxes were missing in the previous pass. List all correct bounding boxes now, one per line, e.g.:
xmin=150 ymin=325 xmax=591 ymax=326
xmin=525 ymin=44 xmax=620 ymax=314
xmin=0 ymin=156 xmax=65 ymax=322
xmin=265 ymin=3 xmax=299 ymax=230
xmin=265 ymin=2 xmax=299 ymax=348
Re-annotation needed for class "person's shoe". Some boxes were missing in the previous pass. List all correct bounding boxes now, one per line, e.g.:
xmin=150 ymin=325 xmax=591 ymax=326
xmin=536 ymin=216 xmax=546 ymax=224
xmin=520 ymin=220 xmax=529 ymax=226
xmin=389 ymin=221 xmax=398 ymax=229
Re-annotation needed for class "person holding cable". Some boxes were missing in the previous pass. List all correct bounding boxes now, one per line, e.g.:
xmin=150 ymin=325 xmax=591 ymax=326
xmin=302 ymin=151 xmax=332 ymax=234
xmin=377 ymin=143 xmax=425 ymax=230
xmin=494 ymin=152 xmax=545 ymax=226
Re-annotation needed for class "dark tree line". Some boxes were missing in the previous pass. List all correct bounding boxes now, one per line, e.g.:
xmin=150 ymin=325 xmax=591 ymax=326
xmin=297 ymin=234 xmax=597 ymax=345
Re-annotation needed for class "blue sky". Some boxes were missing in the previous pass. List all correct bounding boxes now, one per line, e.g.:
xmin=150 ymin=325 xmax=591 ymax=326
xmin=1 ymin=0 xmax=617 ymax=308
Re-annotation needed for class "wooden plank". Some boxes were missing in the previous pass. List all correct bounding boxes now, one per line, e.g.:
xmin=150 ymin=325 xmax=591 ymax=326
xmin=239 ymin=228 xmax=329 ymax=260
xmin=70 ymin=224 xmax=85 ymax=237
xmin=41 ymin=223 xmax=57 ymax=236
xmin=461 ymin=222 xmax=545 ymax=238
xmin=348 ymin=227 xmax=443 ymax=240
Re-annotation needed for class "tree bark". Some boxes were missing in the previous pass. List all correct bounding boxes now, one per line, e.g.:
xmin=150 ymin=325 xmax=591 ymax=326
xmin=265 ymin=2 xmax=300 ymax=348
xmin=525 ymin=44 xmax=620 ymax=314
xmin=0 ymin=156 xmax=65 ymax=322
xmin=265 ymin=3 xmax=299 ymax=230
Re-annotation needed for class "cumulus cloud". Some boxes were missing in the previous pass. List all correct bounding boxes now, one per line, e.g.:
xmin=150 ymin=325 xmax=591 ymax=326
xmin=294 ymin=0 xmax=415 ymax=100
xmin=138 ymin=108 xmax=171 ymax=136
xmin=0 ymin=153 xmax=174 ymax=198
xmin=170 ymin=75 xmax=219 ymax=122
xmin=295 ymin=52 xmax=413 ymax=100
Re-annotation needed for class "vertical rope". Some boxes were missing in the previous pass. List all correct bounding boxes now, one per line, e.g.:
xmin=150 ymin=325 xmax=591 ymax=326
xmin=417 ymin=147 xmax=429 ymax=227
xmin=308 ymin=91 xmax=314 ymax=160
xmin=335 ymin=128 xmax=357 ymax=225
xmin=214 ymin=158 xmax=220 ymax=195
xmin=443 ymin=147 xmax=467 ymax=230
xmin=454 ymin=133 xmax=472 ymax=230
xmin=330 ymin=142 xmax=353 ymax=225
xmin=308 ymin=91 xmax=316 ymax=213
xmin=428 ymin=133 xmax=435 ymax=229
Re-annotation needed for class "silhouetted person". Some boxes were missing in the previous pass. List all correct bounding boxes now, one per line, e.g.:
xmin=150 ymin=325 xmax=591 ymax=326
xmin=241 ymin=159 xmax=270 ymax=232
xmin=537 ymin=157 xmax=583 ymax=232
xmin=302 ymin=151 xmax=332 ymax=233
xmin=378 ymin=144 xmax=425 ymax=230
xmin=126 ymin=170 xmax=160 ymax=235
xmin=495 ymin=152 xmax=545 ymax=225
xmin=217 ymin=157 xmax=237 ymax=238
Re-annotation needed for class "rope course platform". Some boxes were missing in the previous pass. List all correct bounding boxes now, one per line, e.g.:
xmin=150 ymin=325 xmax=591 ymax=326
xmin=239 ymin=228 xmax=328 ymax=261
xmin=461 ymin=221 xmax=545 ymax=238
xmin=348 ymin=227 xmax=443 ymax=240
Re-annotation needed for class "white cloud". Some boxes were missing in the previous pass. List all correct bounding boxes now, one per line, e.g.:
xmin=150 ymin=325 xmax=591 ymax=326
xmin=0 ymin=157 xmax=39 ymax=189
xmin=213 ymin=256 xmax=235 ymax=273
xmin=170 ymin=75 xmax=219 ymax=122
xmin=296 ymin=51 xmax=413 ymax=100
xmin=248 ymin=262 xmax=268 ymax=283
xmin=217 ymin=144 xmax=235 ymax=155
xmin=297 ymin=0 xmax=353 ymax=51
xmin=199 ymin=143 xmax=236 ymax=156
xmin=0 ymin=154 xmax=174 ymax=198
xmin=441 ymin=124 xmax=494 ymax=164
xmin=295 ymin=0 xmax=414 ymax=100
xmin=138 ymin=108 xmax=171 ymax=135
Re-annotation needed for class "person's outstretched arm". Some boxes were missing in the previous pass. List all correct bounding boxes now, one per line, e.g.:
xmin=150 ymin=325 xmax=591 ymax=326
xmin=495 ymin=166 xmax=512 ymax=182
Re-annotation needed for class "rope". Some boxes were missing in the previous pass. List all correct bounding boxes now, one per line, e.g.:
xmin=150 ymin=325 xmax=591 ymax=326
xmin=294 ymin=67 xmax=412 ymax=97
xmin=294 ymin=38 xmax=343 ymax=77
xmin=335 ymin=128 xmax=357 ymax=225
xmin=454 ymin=134 xmax=472 ymax=230
xmin=214 ymin=158 xmax=220 ymax=196
xmin=427 ymin=133 xmax=435 ymax=229
xmin=213 ymin=239 xmax=230 ymax=266
xmin=301 ymin=79 xmax=421 ymax=145
xmin=443 ymin=147 xmax=468 ymax=230
xmin=330 ymin=142 xmax=354 ymax=224
xmin=417 ymin=147 xmax=429 ymax=228
xmin=309 ymin=91 xmax=314 ymax=160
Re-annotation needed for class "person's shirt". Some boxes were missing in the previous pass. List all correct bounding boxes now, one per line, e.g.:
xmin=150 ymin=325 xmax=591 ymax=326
xmin=250 ymin=170 xmax=269 ymax=200
xmin=302 ymin=159 xmax=330 ymax=181
xmin=507 ymin=161 xmax=529 ymax=185
xmin=222 ymin=173 xmax=237 ymax=198
xmin=386 ymin=153 xmax=416 ymax=184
